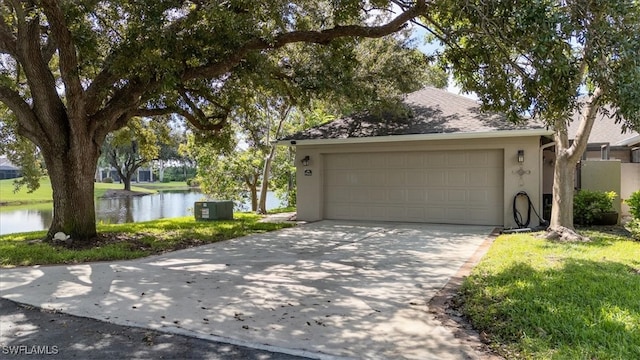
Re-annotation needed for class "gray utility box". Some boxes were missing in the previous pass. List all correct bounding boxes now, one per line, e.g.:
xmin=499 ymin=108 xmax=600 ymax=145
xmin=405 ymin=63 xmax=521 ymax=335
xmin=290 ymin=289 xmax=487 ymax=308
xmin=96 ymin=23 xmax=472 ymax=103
xmin=194 ymin=201 xmax=233 ymax=221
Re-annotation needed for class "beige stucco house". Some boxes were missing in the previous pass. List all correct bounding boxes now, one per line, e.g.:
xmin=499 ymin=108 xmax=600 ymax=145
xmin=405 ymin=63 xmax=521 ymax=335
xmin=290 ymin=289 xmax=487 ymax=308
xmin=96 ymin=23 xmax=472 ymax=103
xmin=279 ymin=87 xmax=554 ymax=228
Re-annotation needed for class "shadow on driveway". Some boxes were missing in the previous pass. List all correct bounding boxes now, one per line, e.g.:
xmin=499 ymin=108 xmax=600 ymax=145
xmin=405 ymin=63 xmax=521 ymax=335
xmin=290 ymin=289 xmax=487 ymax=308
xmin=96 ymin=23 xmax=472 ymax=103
xmin=0 ymin=221 xmax=493 ymax=360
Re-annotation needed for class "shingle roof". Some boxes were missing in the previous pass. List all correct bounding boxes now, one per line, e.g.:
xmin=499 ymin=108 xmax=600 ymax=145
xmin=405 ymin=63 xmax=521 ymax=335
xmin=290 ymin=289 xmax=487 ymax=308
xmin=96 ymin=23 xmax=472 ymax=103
xmin=283 ymin=87 xmax=547 ymax=141
xmin=567 ymin=110 xmax=639 ymax=146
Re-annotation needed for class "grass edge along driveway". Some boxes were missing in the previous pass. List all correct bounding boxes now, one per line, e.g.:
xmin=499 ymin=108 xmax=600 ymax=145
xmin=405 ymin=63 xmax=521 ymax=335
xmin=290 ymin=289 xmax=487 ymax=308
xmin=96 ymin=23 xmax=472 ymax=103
xmin=0 ymin=214 xmax=293 ymax=268
xmin=459 ymin=230 xmax=640 ymax=359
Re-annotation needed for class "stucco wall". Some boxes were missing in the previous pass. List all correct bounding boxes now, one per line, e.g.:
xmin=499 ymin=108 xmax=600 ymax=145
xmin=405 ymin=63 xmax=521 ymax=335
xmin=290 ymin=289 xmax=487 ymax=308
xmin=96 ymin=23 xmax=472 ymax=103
xmin=294 ymin=136 xmax=544 ymax=228
xmin=621 ymin=163 xmax=640 ymax=216
xmin=580 ymin=160 xmax=622 ymax=215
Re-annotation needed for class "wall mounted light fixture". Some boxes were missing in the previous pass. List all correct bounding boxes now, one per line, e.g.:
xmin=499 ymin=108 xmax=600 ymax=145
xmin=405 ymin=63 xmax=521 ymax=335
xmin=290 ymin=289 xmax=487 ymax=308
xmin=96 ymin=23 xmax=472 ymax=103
xmin=517 ymin=150 xmax=525 ymax=163
xmin=301 ymin=155 xmax=310 ymax=166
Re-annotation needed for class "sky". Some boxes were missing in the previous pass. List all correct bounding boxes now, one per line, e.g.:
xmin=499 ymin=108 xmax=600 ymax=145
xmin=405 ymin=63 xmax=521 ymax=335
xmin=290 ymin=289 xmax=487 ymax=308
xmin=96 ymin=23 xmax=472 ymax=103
xmin=410 ymin=26 xmax=478 ymax=100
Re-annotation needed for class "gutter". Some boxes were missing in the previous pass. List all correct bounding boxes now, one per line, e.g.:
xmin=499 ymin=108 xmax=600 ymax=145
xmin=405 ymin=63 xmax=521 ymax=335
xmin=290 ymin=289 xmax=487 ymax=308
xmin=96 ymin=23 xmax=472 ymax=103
xmin=277 ymin=128 xmax=554 ymax=146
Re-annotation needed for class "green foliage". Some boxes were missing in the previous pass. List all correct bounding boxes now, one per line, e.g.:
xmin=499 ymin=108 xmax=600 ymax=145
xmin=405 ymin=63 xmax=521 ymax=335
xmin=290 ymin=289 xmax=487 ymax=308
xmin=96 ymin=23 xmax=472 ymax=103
xmin=461 ymin=232 xmax=640 ymax=359
xmin=573 ymin=190 xmax=618 ymax=225
xmin=624 ymin=190 xmax=640 ymax=220
xmin=626 ymin=219 xmax=640 ymax=240
xmin=0 ymin=1 xmax=431 ymax=236
xmin=0 ymin=108 xmax=45 ymax=193
xmin=158 ymin=166 xmax=197 ymax=182
xmin=102 ymin=177 xmax=114 ymax=183
xmin=429 ymin=1 xmax=640 ymax=129
xmin=101 ymin=118 xmax=171 ymax=188
xmin=186 ymin=178 xmax=200 ymax=187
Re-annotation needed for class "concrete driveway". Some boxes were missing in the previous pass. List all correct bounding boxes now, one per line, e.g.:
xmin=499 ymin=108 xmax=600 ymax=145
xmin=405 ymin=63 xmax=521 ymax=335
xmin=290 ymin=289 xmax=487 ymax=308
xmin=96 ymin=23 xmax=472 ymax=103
xmin=0 ymin=221 xmax=493 ymax=359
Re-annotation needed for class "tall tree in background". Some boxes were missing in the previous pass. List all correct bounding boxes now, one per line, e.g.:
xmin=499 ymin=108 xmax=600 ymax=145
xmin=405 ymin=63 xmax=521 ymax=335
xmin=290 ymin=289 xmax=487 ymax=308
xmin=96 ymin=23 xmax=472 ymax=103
xmin=0 ymin=1 xmax=432 ymax=241
xmin=425 ymin=0 xmax=640 ymax=235
xmin=101 ymin=118 xmax=170 ymax=191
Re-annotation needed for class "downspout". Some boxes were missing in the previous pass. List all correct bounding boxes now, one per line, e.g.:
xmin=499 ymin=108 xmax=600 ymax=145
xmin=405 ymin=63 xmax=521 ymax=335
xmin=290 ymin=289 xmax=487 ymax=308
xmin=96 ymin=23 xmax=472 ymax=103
xmin=540 ymin=141 xmax=556 ymax=223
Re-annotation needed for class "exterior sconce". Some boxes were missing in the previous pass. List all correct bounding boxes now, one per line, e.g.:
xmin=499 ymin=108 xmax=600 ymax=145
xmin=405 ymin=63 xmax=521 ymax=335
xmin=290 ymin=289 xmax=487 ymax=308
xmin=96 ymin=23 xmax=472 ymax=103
xmin=517 ymin=150 xmax=525 ymax=163
xmin=301 ymin=155 xmax=310 ymax=166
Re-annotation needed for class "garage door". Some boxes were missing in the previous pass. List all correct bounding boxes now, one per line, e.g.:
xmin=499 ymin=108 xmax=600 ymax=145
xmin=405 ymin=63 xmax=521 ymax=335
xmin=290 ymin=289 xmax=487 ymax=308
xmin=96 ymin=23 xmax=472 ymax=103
xmin=323 ymin=150 xmax=504 ymax=225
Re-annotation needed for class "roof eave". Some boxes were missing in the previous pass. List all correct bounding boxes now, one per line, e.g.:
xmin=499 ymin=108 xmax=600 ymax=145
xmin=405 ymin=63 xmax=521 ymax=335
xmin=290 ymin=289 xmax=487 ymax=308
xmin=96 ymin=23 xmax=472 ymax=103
xmin=277 ymin=129 xmax=554 ymax=146
xmin=615 ymin=134 xmax=640 ymax=147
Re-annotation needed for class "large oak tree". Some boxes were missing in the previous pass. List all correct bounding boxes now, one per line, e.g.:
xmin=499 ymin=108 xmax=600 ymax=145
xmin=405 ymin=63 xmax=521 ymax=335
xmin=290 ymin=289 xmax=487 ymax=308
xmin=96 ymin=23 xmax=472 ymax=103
xmin=0 ymin=0 xmax=431 ymax=241
xmin=424 ymin=0 xmax=640 ymax=233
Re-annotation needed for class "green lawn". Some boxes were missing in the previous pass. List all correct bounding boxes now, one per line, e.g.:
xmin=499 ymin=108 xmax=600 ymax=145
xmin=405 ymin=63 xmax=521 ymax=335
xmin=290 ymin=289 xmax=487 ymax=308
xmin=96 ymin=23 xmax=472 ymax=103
xmin=460 ymin=230 xmax=640 ymax=359
xmin=0 ymin=213 xmax=292 ymax=267
xmin=0 ymin=177 xmax=155 ymax=205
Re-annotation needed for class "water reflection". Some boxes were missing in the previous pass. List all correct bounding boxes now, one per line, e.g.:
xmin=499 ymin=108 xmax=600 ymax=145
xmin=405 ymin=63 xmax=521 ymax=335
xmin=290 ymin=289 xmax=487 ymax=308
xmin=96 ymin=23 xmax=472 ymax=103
xmin=0 ymin=190 xmax=284 ymax=235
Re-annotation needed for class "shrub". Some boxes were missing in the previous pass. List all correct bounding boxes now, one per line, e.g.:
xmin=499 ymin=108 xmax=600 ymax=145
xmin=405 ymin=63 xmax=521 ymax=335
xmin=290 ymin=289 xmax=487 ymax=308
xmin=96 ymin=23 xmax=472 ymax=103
xmin=102 ymin=177 xmax=113 ymax=183
xmin=627 ymin=219 xmax=640 ymax=240
xmin=574 ymin=189 xmax=617 ymax=225
xmin=624 ymin=190 xmax=640 ymax=220
xmin=186 ymin=178 xmax=200 ymax=187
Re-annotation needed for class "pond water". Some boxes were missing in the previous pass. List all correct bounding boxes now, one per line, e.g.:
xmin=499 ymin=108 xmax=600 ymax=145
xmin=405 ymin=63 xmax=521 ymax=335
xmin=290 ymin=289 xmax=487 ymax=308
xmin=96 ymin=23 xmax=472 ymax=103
xmin=0 ymin=190 xmax=285 ymax=236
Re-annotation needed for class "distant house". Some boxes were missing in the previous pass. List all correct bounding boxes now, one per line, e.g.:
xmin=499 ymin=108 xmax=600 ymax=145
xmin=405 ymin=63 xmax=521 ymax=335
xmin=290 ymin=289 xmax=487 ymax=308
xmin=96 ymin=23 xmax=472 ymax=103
xmin=0 ymin=157 xmax=21 ymax=180
xmin=95 ymin=166 xmax=153 ymax=183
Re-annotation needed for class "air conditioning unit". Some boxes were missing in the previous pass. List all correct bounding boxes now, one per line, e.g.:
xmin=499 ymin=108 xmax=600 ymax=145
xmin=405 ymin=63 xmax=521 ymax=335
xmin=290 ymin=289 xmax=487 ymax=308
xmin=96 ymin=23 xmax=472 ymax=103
xmin=194 ymin=201 xmax=233 ymax=221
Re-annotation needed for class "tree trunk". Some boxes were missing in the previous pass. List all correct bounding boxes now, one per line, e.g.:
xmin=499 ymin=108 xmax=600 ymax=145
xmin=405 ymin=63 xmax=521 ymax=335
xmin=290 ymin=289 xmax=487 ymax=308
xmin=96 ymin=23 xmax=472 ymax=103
xmin=43 ymin=141 xmax=100 ymax=241
xmin=257 ymin=148 xmax=275 ymax=214
xmin=123 ymin=174 xmax=132 ymax=191
xmin=547 ymin=87 xmax=603 ymax=236
xmin=250 ymin=184 xmax=258 ymax=212
xmin=258 ymin=106 xmax=289 ymax=214
xmin=549 ymin=149 xmax=576 ymax=229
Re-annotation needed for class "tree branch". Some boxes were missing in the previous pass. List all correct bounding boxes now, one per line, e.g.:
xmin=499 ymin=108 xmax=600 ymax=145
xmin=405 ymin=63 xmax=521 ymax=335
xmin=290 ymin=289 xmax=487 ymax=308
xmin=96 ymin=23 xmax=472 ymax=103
xmin=0 ymin=14 xmax=17 ymax=56
xmin=0 ymin=84 xmax=46 ymax=143
xmin=14 ymin=1 xmax=66 ymax=128
xmin=182 ymin=0 xmax=428 ymax=81
xmin=41 ymin=0 xmax=86 ymax=122
xmin=567 ymin=86 xmax=604 ymax=163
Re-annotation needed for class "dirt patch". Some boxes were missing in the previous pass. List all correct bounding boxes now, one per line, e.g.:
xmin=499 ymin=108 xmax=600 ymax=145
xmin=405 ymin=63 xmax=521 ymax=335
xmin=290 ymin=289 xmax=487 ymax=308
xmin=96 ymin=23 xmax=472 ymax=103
xmin=41 ymin=232 xmax=209 ymax=254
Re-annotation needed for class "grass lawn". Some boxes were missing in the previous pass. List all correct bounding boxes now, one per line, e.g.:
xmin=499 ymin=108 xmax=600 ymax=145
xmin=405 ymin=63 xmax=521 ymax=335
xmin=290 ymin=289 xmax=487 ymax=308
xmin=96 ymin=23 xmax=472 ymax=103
xmin=460 ymin=229 xmax=640 ymax=359
xmin=0 ymin=177 xmax=155 ymax=205
xmin=0 ymin=213 xmax=293 ymax=267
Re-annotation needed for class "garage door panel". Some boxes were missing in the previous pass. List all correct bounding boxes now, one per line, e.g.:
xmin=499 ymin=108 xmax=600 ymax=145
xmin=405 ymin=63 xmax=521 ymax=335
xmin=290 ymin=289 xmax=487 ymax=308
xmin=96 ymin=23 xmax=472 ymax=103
xmin=447 ymin=189 xmax=467 ymax=202
xmin=426 ymin=189 xmax=446 ymax=203
xmin=448 ymin=170 xmax=469 ymax=186
xmin=407 ymin=189 xmax=427 ymax=203
xmin=406 ymin=170 xmax=425 ymax=186
xmin=447 ymin=152 xmax=468 ymax=167
xmin=427 ymin=171 xmax=447 ymax=186
xmin=426 ymin=153 xmax=447 ymax=167
xmin=324 ymin=150 xmax=503 ymax=225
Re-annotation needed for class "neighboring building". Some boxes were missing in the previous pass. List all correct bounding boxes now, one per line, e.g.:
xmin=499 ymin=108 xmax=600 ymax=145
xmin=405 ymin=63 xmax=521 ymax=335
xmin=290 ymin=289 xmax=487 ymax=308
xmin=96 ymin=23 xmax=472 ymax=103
xmin=0 ymin=157 xmax=21 ymax=180
xmin=563 ymin=112 xmax=640 ymax=218
xmin=95 ymin=166 xmax=153 ymax=183
xmin=280 ymin=87 xmax=553 ymax=228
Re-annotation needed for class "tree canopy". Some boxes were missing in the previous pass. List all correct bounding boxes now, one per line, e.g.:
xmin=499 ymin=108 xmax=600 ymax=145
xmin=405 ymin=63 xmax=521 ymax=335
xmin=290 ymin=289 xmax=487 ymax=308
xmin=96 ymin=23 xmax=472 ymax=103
xmin=0 ymin=0 xmax=432 ymax=240
xmin=426 ymin=0 xmax=640 ymax=231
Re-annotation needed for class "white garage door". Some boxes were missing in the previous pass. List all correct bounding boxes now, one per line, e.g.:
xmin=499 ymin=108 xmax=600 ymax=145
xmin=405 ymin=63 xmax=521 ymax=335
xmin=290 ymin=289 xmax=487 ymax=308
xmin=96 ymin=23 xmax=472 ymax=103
xmin=324 ymin=150 xmax=504 ymax=225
